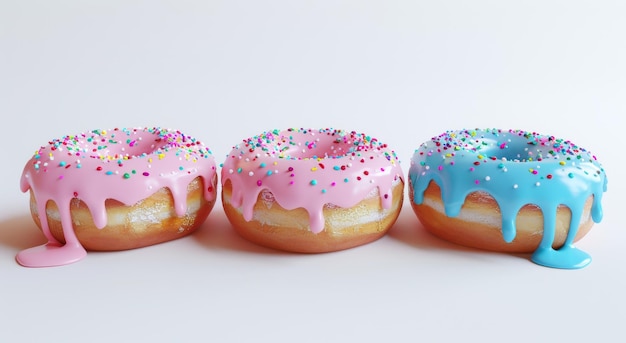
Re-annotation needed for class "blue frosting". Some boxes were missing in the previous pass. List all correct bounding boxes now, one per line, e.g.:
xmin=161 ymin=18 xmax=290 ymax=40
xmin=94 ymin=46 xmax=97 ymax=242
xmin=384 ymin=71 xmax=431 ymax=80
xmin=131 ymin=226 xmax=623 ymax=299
xmin=409 ymin=129 xmax=607 ymax=269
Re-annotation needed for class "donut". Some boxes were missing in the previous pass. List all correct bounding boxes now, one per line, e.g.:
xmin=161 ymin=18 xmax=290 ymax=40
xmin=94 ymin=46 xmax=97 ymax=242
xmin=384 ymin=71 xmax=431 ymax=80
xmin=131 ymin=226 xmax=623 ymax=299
xmin=409 ymin=128 xmax=607 ymax=269
xmin=19 ymin=127 xmax=218 ymax=267
xmin=221 ymin=128 xmax=404 ymax=253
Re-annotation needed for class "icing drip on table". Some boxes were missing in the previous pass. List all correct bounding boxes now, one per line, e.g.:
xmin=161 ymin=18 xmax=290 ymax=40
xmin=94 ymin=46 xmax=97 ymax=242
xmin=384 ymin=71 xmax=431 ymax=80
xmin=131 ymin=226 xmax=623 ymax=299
xmin=19 ymin=127 xmax=217 ymax=267
xmin=221 ymin=128 xmax=403 ymax=234
xmin=409 ymin=128 xmax=607 ymax=269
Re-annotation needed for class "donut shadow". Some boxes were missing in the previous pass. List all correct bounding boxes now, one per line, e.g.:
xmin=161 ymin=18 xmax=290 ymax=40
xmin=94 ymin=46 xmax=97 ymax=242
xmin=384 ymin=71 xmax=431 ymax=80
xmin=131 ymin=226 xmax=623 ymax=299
xmin=387 ymin=206 xmax=531 ymax=263
xmin=191 ymin=210 xmax=289 ymax=255
xmin=0 ymin=214 xmax=47 ymax=251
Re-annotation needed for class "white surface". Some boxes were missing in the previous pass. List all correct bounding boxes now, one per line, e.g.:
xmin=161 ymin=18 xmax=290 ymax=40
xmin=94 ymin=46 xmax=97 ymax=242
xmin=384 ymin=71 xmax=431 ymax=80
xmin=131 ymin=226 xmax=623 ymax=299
xmin=1 ymin=1 xmax=624 ymax=342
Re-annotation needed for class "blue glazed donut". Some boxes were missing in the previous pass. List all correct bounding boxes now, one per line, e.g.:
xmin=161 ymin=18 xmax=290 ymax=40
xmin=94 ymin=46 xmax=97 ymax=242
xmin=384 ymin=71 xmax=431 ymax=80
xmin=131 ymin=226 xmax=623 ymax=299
xmin=409 ymin=128 xmax=607 ymax=269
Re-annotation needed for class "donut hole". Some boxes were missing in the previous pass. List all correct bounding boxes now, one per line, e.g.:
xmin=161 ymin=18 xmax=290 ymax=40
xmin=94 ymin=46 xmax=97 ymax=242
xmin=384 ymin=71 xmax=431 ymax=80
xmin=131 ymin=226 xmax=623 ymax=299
xmin=86 ymin=130 xmax=171 ymax=159
xmin=479 ymin=138 xmax=555 ymax=162
xmin=280 ymin=134 xmax=357 ymax=159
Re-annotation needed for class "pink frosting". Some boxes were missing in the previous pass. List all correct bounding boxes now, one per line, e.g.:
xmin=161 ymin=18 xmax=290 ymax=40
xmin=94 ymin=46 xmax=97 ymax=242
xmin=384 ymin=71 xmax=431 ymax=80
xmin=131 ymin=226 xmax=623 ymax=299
xmin=221 ymin=128 xmax=403 ymax=233
xmin=19 ymin=127 xmax=217 ymax=267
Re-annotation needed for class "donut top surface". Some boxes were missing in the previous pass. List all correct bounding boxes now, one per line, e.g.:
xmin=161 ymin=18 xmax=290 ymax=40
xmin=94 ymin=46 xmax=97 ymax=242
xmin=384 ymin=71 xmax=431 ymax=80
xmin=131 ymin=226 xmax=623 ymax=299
xmin=21 ymin=127 xmax=218 ymax=229
xmin=221 ymin=128 xmax=404 ymax=233
xmin=409 ymin=128 xmax=607 ymax=269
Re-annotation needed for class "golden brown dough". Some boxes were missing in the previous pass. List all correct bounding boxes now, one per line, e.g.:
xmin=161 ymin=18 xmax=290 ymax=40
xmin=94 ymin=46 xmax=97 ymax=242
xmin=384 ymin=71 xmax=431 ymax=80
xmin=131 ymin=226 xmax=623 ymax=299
xmin=29 ymin=177 xmax=216 ymax=251
xmin=411 ymin=181 xmax=594 ymax=253
xmin=222 ymin=180 xmax=404 ymax=253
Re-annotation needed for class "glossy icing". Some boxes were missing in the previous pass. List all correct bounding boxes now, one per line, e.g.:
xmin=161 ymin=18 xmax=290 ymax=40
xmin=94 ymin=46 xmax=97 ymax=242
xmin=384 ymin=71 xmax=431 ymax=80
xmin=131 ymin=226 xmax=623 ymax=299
xmin=409 ymin=129 xmax=607 ymax=269
xmin=19 ymin=127 xmax=217 ymax=267
xmin=221 ymin=128 xmax=403 ymax=233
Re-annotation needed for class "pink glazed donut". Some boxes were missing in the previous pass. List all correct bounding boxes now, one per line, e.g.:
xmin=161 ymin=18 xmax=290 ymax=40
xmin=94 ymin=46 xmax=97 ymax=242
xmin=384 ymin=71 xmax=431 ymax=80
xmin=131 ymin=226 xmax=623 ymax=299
xmin=221 ymin=128 xmax=404 ymax=253
xmin=19 ymin=127 xmax=218 ymax=267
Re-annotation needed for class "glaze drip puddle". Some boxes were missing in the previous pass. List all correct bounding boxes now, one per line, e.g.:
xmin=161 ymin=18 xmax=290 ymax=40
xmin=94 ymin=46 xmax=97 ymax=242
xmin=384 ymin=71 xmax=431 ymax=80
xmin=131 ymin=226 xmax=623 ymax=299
xmin=17 ymin=242 xmax=86 ymax=268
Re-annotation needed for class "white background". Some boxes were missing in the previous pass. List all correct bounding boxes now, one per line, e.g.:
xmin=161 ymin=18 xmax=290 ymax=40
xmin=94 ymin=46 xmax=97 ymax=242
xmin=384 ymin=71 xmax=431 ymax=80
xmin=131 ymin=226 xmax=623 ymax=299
xmin=1 ymin=1 xmax=624 ymax=342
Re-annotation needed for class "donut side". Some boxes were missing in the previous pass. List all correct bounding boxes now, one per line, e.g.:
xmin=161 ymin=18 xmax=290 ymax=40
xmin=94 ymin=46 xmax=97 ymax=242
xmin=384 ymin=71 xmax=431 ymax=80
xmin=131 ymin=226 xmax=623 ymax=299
xmin=222 ymin=179 xmax=404 ymax=253
xmin=28 ymin=177 xmax=216 ymax=251
xmin=410 ymin=181 xmax=594 ymax=253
